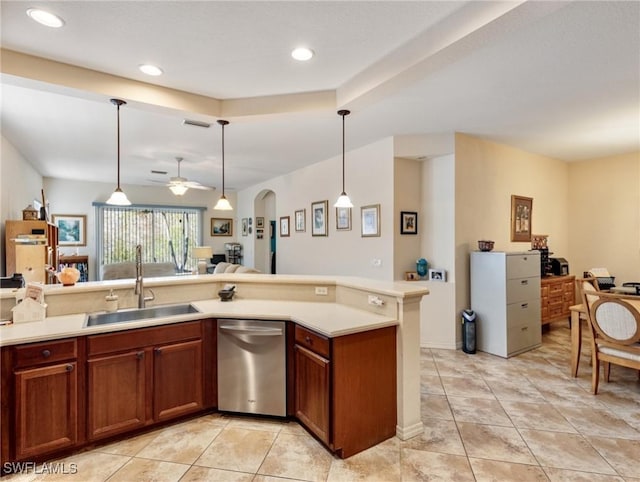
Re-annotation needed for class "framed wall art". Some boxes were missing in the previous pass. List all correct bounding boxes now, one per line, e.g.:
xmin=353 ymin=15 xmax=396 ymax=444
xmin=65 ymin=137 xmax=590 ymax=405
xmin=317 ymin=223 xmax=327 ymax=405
xmin=295 ymin=209 xmax=306 ymax=232
xmin=211 ymin=218 xmax=233 ymax=236
xmin=241 ymin=218 xmax=248 ymax=236
xmin=400 ymin=211 xmax=417 ymax=235
xmin=53 ymin=214 xmax=87 ymax=246
xmin=510 ymin=195 xmax=533 ymax=242
xmin=336 ymin=206 xmax=351 ymax=231
xmin=311 ymin=200 xmax=328 ymax=237
xmin=256 ymin=217 xmax=264 ymax=229
xmin=361 ymin=204 xmax=380 ymax=237
xmin=280 ymin=216 xmax=290 ymax=237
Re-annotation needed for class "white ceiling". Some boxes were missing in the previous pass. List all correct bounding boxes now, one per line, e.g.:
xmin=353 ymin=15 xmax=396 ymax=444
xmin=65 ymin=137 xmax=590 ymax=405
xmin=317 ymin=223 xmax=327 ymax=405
xmin=1 ymin=1 xmax=639 ymax=192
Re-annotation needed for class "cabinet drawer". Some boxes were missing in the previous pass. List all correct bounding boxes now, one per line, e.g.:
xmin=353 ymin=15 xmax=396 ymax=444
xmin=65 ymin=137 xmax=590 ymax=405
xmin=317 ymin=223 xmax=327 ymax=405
xmin=14 ymin=338 xmax=77 ymax=368
xmin=506 ymin=254 xmax=539 ymax=279
xmin=295 ymin=325 xmax=330 ymax=359
xmin=506 ymin=277 xmax=540 ymax=304
xmin=507 ymin=299 xmax=540 ymax=328
xmin=88 ymin=321 xmax=202 ymax=356
xmin=548 ymin=283 xmax=563 ymax=295
xmin=507 ymin=319 xmax=541 ymax=355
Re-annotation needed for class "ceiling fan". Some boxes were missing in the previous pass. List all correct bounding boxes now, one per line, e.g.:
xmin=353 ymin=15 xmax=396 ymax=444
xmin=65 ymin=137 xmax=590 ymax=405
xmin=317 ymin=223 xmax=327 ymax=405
xmin=156 ymin=157 xmax=214 ymax=196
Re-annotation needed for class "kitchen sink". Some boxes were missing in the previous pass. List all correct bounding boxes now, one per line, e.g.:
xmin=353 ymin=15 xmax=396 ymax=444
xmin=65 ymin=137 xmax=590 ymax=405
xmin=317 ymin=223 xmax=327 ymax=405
xmin=85 ymin=303 xmax=200 ymax=327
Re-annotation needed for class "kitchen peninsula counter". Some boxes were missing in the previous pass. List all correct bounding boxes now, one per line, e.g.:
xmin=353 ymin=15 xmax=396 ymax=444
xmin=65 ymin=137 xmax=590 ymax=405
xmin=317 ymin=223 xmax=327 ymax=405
xmin=0 ymin=273 xmax=428 ymax=442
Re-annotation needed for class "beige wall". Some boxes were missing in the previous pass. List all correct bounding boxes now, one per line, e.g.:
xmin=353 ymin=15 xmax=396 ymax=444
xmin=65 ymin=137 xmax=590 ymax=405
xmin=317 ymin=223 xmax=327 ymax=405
xmin=393 ymin=157 xmax=422 ymax=280
xmin=1 ymin=136 xmax=43 ymax=276
xmin=454 ymin=133 xmax=571 ymax=345
xmin=568 ymin=151 xmax=640 ymax=284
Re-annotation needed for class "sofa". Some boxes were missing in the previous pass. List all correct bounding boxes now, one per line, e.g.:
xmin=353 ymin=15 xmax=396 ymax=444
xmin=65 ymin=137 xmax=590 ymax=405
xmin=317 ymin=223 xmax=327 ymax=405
xmin=101 ymin=262 xmax=177 ymax=280
xmin=213 ymin=262 xmax=260 ymax=274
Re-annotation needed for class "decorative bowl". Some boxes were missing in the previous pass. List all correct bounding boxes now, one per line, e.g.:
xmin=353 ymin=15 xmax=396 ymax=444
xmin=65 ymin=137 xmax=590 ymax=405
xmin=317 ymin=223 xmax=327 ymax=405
xmin=478 ymin=240 xmax=495 ymax=252
xmin=56 ymin=267 xmax=80 ymax=286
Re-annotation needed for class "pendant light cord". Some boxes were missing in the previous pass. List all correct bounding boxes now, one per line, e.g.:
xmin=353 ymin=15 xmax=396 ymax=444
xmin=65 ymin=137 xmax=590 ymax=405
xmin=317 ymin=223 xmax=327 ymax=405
xmin=217 ymin=120 xmax=229 ymax=197
xmin=116 ymin=102 xmax=121 ymax=189
xmin=337 ymin=109 xmax=350 ymax=195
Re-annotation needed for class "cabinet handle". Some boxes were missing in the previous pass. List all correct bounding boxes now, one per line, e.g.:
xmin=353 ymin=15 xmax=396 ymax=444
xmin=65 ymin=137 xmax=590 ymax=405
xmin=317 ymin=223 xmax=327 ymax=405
xmin=154 ymin=348 xmax=162 ymax=355
xmin=521 ymin=326 xmax=529 ymax=332
xmin=41 ymin=349 xmax=51 ymax=358
xmin=521 ymin=303 xmax=528 ymax=309
xmin=136 ymin=351 xmax=145 ymax=360
xmin=305 ymin=336 xmax=312 ymax=344
xmin=65 ymin=364 xmax=74 ymax=372
xmin=521 ymin=280 xmax=528 ymax=285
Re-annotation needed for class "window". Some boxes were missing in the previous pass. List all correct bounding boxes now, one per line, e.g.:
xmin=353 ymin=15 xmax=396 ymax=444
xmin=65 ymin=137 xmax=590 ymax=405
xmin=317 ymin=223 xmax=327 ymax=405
xmin=96 ymin=204 xmax=205 ymax=273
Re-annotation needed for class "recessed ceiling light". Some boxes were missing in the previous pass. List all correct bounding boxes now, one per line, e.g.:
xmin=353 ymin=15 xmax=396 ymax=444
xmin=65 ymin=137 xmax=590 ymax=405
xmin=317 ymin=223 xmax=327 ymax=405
xmin=26 ymin=8 xmax=65 ymax=28
xmin=139 ymin=64 xmax=163 ymax=76
xmin=291 ymin=47 xmax=314 ymax=61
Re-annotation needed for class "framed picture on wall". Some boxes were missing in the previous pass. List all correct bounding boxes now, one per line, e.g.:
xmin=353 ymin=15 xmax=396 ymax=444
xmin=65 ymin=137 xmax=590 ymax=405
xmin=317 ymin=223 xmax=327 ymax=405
xmin=400 ymin=211 xmax=417 ymax=234
xmin=53 ymin=214 xmax=87 ymax=246
xmin=311 ymin=200 xmax=328 ymax=236
xmin=211 ymin=218 xmax=233 ymax=236
xmin=361 ymin=204 xmax=380 ymax=237
xmin=428 ymin=268 xmax=446 ymax=282
xmin=295 ymin=209 xmax=306 ymax=232
xmin=510 ymin=195 xmax=533 ymax=242
xmin=336 ymin=207 xmax=351 ymax=231
xmin=241 ymin=218 xmax=248 ymax=236
xmin=256 ymin=217 xmax=264 ymax=228
xmin=280 ymin=216 xmax=290 ymax=237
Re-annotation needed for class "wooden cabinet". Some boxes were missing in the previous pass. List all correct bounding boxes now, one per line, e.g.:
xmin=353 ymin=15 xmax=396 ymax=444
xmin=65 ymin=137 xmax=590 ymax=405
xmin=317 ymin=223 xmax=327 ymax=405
xmin=294 ymin=324 xmax=396 ymax=458
xmin=541 ymin=275 xmax=575 ymax=325
xmin=471 ymin=251 xmax=541 ymax=358
xmin=87 ymin=350 xmax=146 ymax=440
xmin=5 ymin=220 xmax=58 ymax=283
xmin=1 ymin=338 xmax=81 ymax=463
xmin=86 ymin=321 xmax=204 ymax=441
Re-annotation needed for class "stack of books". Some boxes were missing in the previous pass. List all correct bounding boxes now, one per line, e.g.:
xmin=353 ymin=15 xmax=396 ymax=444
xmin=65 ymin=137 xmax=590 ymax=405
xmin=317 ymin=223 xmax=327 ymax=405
xmin=13 ymin=234 xmax=47 ymax=245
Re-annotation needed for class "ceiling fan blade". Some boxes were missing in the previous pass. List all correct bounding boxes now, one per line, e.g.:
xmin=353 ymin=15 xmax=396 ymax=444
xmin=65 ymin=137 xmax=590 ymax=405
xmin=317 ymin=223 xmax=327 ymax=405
xmin=185 ymin=182 xmax=214 ymax=190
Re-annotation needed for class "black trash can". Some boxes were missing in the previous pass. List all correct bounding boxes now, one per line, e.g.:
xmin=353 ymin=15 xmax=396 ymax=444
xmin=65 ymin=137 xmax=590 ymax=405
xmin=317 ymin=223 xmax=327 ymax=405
xmin=461 ymin=309 xmax=476 ymax=354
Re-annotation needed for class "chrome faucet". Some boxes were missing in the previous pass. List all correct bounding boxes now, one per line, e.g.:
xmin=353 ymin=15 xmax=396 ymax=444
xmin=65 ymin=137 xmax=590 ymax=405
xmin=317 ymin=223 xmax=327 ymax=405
xmin=134 ymin=244 xmax=155 ymax=308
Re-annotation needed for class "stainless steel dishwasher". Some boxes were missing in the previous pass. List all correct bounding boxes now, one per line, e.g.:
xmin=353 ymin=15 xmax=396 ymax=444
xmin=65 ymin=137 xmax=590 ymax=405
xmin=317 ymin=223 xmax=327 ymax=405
xmin=217 ymin=319 xmax=286 ymax=416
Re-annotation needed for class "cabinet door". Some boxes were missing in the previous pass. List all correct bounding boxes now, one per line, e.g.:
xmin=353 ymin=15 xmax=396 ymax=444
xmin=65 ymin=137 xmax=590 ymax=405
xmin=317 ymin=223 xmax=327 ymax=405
xmin=294 ymin=345 xmax=330 ymax=444
xmin=153 ymin=340 xmax=203 ymax=421
xmin=15 ymin=245 xmax=46 ymax=283
xmin=15 ymin=362 xmax=77 ymax=460
xmin=87 ymin=351 xmax=146 ymax=441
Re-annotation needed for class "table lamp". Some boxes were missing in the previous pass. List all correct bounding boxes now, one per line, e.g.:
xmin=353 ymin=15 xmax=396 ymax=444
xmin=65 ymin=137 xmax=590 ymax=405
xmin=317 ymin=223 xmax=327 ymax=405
xmin=193 ymin=246 xmax=213 ymax=274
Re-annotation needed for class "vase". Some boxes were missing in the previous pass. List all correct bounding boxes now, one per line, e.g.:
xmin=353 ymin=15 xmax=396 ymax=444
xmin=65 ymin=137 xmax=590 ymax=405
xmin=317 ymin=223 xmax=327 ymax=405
xmin=416 ymin=258 xmax=428 ymax=278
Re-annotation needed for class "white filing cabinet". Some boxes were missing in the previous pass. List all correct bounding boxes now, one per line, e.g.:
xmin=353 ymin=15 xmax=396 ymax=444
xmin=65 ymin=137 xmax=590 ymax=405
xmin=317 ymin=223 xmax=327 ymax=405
xmin=470 ymin=251 xmax=541 ymax=357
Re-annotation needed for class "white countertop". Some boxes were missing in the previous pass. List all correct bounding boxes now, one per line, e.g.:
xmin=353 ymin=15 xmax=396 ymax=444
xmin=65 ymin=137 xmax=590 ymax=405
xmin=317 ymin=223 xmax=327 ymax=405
xmin=0 ymin=298 xmax=398 ymax=346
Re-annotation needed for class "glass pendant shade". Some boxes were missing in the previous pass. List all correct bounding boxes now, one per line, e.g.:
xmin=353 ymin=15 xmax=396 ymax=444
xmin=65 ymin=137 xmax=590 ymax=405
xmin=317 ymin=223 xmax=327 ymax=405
xmin=106 ymin=187 xmax=131 ymax=206
xmin=334 ymin=109 xmax=353 ymax=208
xmin=215 ymin=120 xmax=233 ymax=210
xmin=106 ymin=98 xmax=131 ymax=205
xmin=214 ymin=195 xmax=232 ymax=211
xmin=334 ymin=192 xmax=353 ymax=208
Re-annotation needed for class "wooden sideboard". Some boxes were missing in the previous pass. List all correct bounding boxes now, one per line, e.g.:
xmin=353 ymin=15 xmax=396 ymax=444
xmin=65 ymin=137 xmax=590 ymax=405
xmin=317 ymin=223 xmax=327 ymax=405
xmin=541 ymin=275 xmax=575 ymax=325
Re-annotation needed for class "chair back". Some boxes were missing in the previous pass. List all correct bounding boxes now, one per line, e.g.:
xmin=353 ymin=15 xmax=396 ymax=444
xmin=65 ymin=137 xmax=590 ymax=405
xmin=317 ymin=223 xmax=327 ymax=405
xmin=587 ymin=292 xmax=640 ymax=345
xmin=576 ymin=277 xmax=600 ymax=308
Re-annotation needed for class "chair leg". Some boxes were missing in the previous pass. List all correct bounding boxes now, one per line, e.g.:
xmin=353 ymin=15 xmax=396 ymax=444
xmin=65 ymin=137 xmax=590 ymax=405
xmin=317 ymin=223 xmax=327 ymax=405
xmin=592 ymin=356 xmax=600 ymax=394
xmin=604 ymin=362 xmax=611 ymax=382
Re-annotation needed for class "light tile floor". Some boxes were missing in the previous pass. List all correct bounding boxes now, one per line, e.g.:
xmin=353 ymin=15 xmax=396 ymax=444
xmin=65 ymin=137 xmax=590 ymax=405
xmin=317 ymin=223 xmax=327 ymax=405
xmin=6 ymin=321 xmax=640 ymax=481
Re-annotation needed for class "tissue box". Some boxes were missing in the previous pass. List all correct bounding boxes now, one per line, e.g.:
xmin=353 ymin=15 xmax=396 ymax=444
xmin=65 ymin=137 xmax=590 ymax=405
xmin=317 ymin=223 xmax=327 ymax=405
xmin=11 ymin=298 xmax=47 ymax=323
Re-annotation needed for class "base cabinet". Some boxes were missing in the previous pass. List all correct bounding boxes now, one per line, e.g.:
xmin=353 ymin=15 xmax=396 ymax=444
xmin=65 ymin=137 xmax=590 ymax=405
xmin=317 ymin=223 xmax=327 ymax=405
xmin=87 ymin=321 xmax=204 ymax=442
xmin=1 ymin=338 xmax=81 ymax=466
xmin=87 ymin=350 xmax=146 ymax=440
xmin=541 ymin=275 xmax=575 ymax=325
xmin=294 ymin=324 xmax=397 ymax=458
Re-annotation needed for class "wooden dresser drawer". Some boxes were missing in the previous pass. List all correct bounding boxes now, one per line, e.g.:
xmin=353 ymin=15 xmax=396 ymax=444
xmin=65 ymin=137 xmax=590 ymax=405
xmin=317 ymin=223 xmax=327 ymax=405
xmin=14 ymin=338 xmax=77 ymax=369
xmin=295 ymin=325 xmax=330 ymax=359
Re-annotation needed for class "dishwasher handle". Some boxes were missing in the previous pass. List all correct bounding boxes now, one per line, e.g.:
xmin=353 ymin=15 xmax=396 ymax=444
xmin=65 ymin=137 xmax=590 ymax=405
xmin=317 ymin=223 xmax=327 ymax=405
xmin=219 ymin=324 xmax=283 ymax=336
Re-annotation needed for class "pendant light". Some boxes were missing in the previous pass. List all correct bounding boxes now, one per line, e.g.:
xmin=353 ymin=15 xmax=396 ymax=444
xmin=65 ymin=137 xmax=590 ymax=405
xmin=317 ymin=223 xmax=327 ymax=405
xmin=334 ymin=109 xmax=353 ymax=208
xmin=214 ymin=119 xmax=232 ymax=210
xmin=106 ymin=98 xmax=131 ymax=206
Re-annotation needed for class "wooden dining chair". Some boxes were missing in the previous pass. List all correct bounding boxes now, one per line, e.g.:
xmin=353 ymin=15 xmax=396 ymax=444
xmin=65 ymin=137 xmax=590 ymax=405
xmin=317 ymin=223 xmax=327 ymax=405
xmin=581 ymin=291 xmax=640 ymax=394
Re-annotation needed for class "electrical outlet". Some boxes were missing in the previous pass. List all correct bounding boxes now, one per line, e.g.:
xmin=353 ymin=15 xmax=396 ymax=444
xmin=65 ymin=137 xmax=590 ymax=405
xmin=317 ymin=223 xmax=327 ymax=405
xmin=368 ymin=295 xmax=385 ymax=306
xmin=371 ymin=258 xmax=382 ymax=267
xmin=315 ymin=286 xmax=328 ymax=296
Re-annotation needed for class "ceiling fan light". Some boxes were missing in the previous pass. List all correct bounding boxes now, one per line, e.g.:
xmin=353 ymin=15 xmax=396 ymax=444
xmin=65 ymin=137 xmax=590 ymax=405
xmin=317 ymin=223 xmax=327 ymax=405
xmin=106 ymin=188 xmax=131 ymax=206
xmin=334 ymin=192 xmax=353 ymax=208
xmin=214 ymin=195 xmax=232 ymax=211
xmin=139 ymin=64 xmax=163 ymax=76
xmin=169 ymin=184 xmax=188 ymax=196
